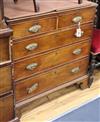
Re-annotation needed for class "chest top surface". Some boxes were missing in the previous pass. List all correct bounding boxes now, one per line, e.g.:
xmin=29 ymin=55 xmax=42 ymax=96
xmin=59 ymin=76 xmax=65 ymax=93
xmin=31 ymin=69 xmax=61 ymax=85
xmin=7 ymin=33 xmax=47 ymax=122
xmin=4 ymin=0 xmax=96 ymax=20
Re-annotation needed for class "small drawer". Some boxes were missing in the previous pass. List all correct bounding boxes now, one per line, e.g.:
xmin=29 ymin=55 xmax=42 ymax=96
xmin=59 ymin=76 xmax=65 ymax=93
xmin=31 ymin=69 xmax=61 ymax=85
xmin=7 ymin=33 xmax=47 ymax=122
xmin=0 ymin=94 xmax=14 ymax=122
xmin=10 ymin=16 xmax=57 ymax=39
xmin=0 ymin=37 xmax=10 ymax=63
xmin=58 ymin=7 xmax=95 ymax=28
xmin=14 ymin=41 xmax=90 ymax=81
xmin=0 ymin=66 xmax=12 ymax=95
xmin=15 ymin=58 xmax=89 ymax=102
xmin=12 ymin=24 xmax=93 ymax=60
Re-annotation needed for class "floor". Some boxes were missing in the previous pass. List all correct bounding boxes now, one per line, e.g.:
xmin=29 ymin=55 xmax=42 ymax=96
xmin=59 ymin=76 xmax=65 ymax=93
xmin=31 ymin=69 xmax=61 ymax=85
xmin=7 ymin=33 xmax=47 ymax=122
xmin=53 ymin=98 xmax=100 ymax=122
xmin=21 ymin=70 xmax=100 ymax=122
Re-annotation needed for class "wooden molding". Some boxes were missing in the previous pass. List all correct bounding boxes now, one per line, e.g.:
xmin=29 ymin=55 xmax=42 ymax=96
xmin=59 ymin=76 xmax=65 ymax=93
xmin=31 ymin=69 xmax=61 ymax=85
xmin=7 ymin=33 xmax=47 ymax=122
xmin=0 ymin=0 xmax=4 ymax=21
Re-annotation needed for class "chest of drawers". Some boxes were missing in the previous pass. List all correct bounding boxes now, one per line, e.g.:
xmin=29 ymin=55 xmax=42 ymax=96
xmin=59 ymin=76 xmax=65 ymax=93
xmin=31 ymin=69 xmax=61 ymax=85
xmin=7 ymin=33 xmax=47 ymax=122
xmin=0 ymin=0 xmax=96 ymax=121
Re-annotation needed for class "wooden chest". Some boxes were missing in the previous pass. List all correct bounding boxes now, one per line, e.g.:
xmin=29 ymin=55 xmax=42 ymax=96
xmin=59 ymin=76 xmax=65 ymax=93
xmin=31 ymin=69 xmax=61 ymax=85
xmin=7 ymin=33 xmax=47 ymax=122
xmin=0 ymin=0 xmax=96 ymax=121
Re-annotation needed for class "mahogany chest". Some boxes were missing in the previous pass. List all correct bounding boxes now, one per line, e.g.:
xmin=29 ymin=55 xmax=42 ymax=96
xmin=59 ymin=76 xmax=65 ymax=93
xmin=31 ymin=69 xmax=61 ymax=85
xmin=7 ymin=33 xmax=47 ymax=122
xmin=0 ymin=0 xmax=96 ymax=121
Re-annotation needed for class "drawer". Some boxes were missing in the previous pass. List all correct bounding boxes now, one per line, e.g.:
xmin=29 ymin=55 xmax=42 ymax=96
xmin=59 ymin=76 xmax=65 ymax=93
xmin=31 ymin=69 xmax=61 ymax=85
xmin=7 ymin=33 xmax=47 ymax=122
xmin=58 ymin=7 xmax=95 ymax=28
xmin=15 ymin=58 xmax=89 ymax=102
xmin=10 ymin=16 xmax=57 ymax=39
xmin=0 ymin=66 xmax=12 ymax=95
xmin=0 ymin=37 xmax=10 ymax=63
xmin=0 ymin=94 xmax=14 ymax=122
xmin=12 ymin=24 xmax=93 ymax=60
xmin=14 ymin=41 xmax=90 ymax=81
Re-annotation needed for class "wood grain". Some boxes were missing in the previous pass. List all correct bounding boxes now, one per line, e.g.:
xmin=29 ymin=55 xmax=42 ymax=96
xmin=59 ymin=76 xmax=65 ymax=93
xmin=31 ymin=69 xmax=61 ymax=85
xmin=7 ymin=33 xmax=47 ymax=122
xmin=0 ymin=66 xmax=12 ymax=95
xmin=15 ymin=58 xmax=89 ymax=102
xmin=0 ymin=1 xmax=96 ymax=122
xmin=12 ymin=24 xmax=93 ymax=60
xmin=10 ymin=16 xmax=57 ymax=39
xmin=21 ymin=71 xmax=100 ymax=122
xmin=58 ymin=7 xmax=96 ymax=28
xmin=0 ymin=94 xmax=14 ymax=122
xmin=0 ymin=37 xmax=10 ymax=63
xmin=4 ymin=0 xmax=96 ymax=19
xmin=14 ymin=41 xmax=90 ymax=81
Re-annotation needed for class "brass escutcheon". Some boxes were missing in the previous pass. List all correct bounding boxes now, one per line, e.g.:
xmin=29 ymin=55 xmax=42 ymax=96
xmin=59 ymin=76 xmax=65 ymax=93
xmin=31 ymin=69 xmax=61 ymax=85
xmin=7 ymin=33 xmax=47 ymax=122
xmin=28 ymin=24 xmax=41 ymax=33
xmin=26 ymin=63 xmax=38 ymax=70
xmin=27 ymin=83 xmax=38 ymax=94
xmin=72 ymin=16 xmax=82 ymax=23
xmin=25 ymin=43 xmax=38 ymax=51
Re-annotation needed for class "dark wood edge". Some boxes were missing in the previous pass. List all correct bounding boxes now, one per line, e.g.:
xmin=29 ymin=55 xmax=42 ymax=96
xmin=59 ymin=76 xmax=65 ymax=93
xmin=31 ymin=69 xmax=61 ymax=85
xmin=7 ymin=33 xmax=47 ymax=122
xmin=16 ymin=75 xmax=88 ymax=108
xmin=88 ymin=53 xmax=97 ymax=87
xmin=0 ymin=92 xmax=13 ymax=99
xmin=0 ymin=0 xmax=4 ymax=21
xmin=33 ymin=0 xmax=39 ymax=12
xmin=0 ymin=28 xmax=13 ymax=38
xmin=78 ymin=0 xmax=82 ymax=4
xmin=0 ymin=61 xmax=11 ymax=68
xmin=0 ymin=90 xmax=13 ymax=98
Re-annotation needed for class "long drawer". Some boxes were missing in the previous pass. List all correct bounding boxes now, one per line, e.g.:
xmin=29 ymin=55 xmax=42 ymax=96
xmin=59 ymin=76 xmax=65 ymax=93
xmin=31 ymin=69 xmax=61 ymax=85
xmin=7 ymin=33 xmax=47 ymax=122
xmin=12 ymin=24 xmax=93 ymax=60
xmin=0 ymin=66 xmax=12 ymax=95
xmin=13 ymin=41 xmax=90 ymax=81
xmin=0 ymin=94 xmax=14 ymax=122
xmin=58 ymin=7 xmax=95 ymax=28
xmin=15 ymin=58 xmax=89 ymax=102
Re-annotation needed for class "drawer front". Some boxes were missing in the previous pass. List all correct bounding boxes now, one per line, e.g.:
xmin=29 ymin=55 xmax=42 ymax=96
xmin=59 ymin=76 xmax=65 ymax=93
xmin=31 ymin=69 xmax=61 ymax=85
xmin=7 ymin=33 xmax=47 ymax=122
xmin=58 ymin=7 xmax=95 ymax=28
xmin=0 ymin=94 xmax=14 ymax=122
xmin=11 ymin=17 xmax=57 ymax=39
xmin=15 ymin=58 xmax=89 ymax=102
xmin=0 ymin=37 xmax=10 ymax=63
xmin=0 ymin=66 xmax=12 ymax=95
xmin=14 ymin=41 xmax=90 ymax=81
xmin=12 ymin=24 xmax=93 ymax=60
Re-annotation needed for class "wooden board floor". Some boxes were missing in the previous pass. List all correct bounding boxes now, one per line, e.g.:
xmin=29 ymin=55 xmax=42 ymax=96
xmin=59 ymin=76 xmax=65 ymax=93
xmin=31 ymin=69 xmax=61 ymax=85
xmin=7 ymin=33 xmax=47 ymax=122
xmin=21 ymin=70 xmax=100 ymax=122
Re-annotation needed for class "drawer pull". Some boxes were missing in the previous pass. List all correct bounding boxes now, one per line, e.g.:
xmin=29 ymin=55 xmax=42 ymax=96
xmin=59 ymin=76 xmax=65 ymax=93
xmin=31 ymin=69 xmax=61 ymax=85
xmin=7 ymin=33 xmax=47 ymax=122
xmin=73 ymin=49 xmax=82 ymax=55
xmin=25 ymin=43 xmax=38 ymax=51
xmin=26 ymin=63 xmax=38 ymax=70
xmin=28 ymin=25 xmax=41 ymax=33
xmin=27 ymin=83 xmax=38 ymax=94
xmin=72 ymin=16 xmax=82 ymax=23
xmin=71 ymin=67 xmax=80 ymax=74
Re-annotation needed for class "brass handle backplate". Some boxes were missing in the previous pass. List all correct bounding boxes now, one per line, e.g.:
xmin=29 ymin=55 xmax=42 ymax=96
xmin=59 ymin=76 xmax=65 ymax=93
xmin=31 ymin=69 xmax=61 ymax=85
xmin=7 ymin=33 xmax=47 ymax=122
xmin=25 ymin=43 xmax=38 ymax=51
xmin=73 ymin=48 xmax=82 ymax=55
xmin=27 ymin=83 xmax=38 ymax=94
xmin=71 ymin=67 xmax=80 ymax=74
xmin=72 ymin=16 xmax=82 ymax=23
xmin=26 ymin=63 xmax=38 ymax=70
xmin=28 ymin=24 xmax=41 ymax=33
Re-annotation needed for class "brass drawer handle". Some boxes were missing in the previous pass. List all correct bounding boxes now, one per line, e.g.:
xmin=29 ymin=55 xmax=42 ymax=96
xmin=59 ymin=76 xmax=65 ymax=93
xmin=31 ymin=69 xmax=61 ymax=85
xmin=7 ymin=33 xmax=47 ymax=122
xmin=25 ymin=43 xmax=38 ymax=51
xmin=73 ymin=48 xmax=82 ymax=55
xmin=27 ymin=83 xmax=38 ymax=94
xmin=72 ymin=16 xmax=82 ymax=23
xmin=28 ymin=24 xmax=41 ymax=33
xmin=71 ymin=67 xmax=80 ymax=74
xmin=26 ymin=63 xmax=38 ymax=70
